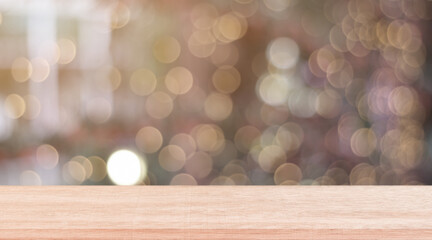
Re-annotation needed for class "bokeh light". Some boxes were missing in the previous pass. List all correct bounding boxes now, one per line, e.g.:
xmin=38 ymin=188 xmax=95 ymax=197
xmin=170 ymin=173 xmax=197 ymax=185
xmin=36 ymin=144 xmax=59 ymax=169
xmin=4 ymin=94 xmax=26 ymax=119
xmin=153 ymin=36 xmax=181 ymax=63
xmin=0 ymin=0 xmax=431 ymax=185
xmin=56 ymin=38 xmax=76 ymax=65
xmin=107 ymin=150 xmax=147 ymax=185
xmin=212 ymin=65 xmax=241 ymax=94
xmin=30 ymin=58 xmax=50 ymax=82
xmin=158 ymin=145 xmax=186 ymax=172
xmin=267 ymin=37 xmax=300 ymax=70
xmin=135 ymin=126 xmax=163 ymax=154
xmin=165 ymin=67 xmax=194 ymax=95
xmin=20 ymin=170 xmax=42 ymax=185
xmin=11 ymin=57 xmax=32 ymax=82
xmin=129 ymin=68 xmax=157 ymax=96
xmin=204 ymin=92 xmax=233 ymax=121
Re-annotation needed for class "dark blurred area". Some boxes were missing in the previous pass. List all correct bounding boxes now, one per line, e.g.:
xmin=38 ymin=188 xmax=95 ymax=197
xmin=0 ymin=0 xmax=431 ymax=185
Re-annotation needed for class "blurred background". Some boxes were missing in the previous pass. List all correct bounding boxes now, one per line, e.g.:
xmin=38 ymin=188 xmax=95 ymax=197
xmin=0 ymin=0 xmax=431 ymax=185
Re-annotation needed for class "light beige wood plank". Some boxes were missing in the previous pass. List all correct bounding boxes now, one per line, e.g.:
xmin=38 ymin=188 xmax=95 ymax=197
xmin=0 ymin=186 xmax=431 ymax=239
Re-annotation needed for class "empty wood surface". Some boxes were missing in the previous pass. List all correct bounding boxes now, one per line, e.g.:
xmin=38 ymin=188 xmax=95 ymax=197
xmin=0 ymin=186 xmax=431 ymax=239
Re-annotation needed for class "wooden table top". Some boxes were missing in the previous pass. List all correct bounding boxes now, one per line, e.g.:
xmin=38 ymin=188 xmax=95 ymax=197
xmin=0 ymin=186 xmax=431 ymax=239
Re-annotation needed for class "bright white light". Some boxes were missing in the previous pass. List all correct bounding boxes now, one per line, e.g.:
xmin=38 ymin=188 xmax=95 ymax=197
xmin=107 ymin=149 xmax=147 ymax=185
xmin=256 ymin=74 xmax=290 ymax=106
xmin=266 ymin=37 xmax=299 ymax=69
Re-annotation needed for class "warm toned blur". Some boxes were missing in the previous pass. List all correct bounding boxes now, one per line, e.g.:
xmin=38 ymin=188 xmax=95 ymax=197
xmin=0 ymin=0 xmax=431 ymax=185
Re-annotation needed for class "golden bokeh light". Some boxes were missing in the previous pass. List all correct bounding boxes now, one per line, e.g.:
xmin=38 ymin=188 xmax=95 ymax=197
xmin=158 ymin=145 xmax=186 ymax=172
xmin=212 ymin=65 xmax=241 ymax=94
xmin=274 ymin=163 xmax=303 ymax=185
xmin=349 ymin=163 xmax=376 ymax=185
xmin=380 ymin=126 xmax=424 ymax=171
xmin=56 ymin=38 xmax=76 ymax=64
xmin=210 ymin=176 xmax=235 ymax=185
xmin=350 ymin=128 xmax=377 ymax=157
xmin=63 ymin=160 xmax=86 ymax=185
xmin=36 ymin=144 xmax=59 ymax=169
xmin=4 ymin=94 xmax=26 ymax=119
xmin=192 ymin=124 xmax=225 ymax=153
xmin=258 ymin=145 xmax=286 ymax=173
xmin=317 ymin=46 xmax=338 ymax=73
xmin=388 ymin=86 xmax=417 ymax=117
xmin=88 ymin=156 xmax=107 ymax=182
xmin=153 ymin=36 xmax=181 ymax=63
xmin=213 ymin=12 xmax=247 ymax=43
xmin=11 ymin=57 xmax=32 ymax=82
xmin=170 ymin=173 xmax=197 ymax=185
xmin=315 ymin=89 xmax=342 ymax=119
xmin=135 ymin=126 xmax=163 ymax=154
xmin=70 ymin=156 xmax=93 ymax=180
xmin=30 ymin=58 xmax=50 ymax=82
xmin=129 ymin=68 xmax=157 ymax=96
xmin=398 ymin=137 xmax=424 ymax=169
xmin=165 ymin=67 xmax=194 ymax=95
xmin=204 ymin=92 xmax=233 ymax=121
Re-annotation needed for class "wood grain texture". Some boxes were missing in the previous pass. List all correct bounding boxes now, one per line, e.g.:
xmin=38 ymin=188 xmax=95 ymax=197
xmin=0 ymin=186 xmax=431 ymax=239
